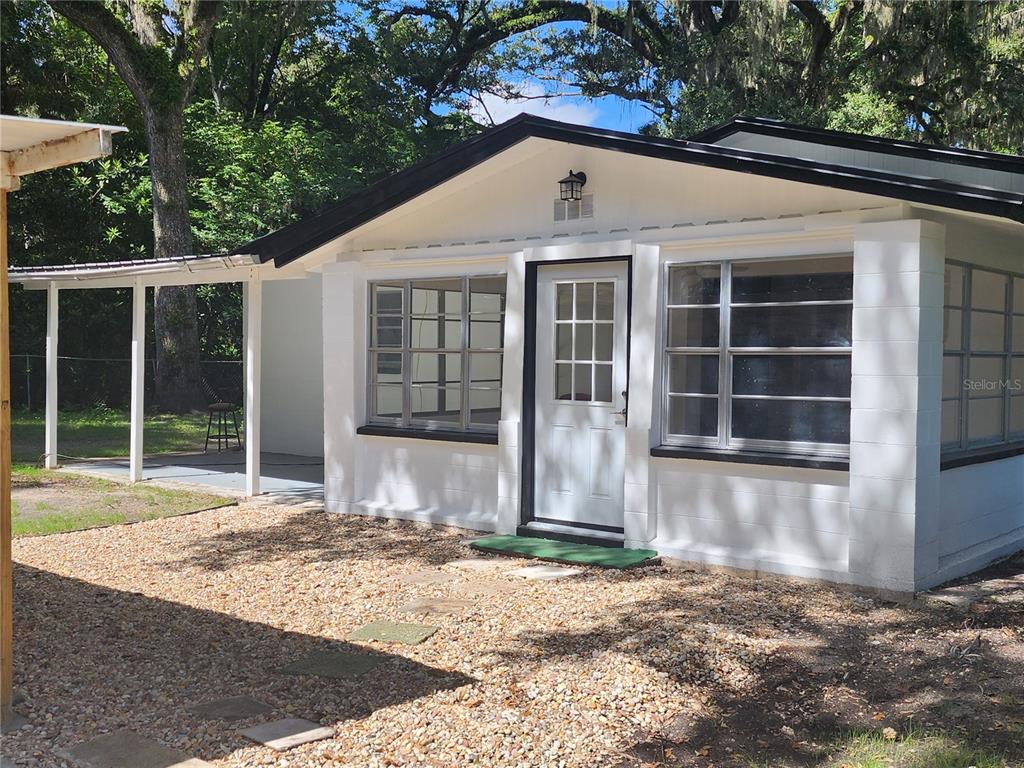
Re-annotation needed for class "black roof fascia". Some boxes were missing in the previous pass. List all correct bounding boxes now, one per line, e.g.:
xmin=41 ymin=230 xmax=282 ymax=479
xmin=242 ymin=114 xmax=1024 ymax=268
xmin=689 ymin=115 xmax=1024 ymax=174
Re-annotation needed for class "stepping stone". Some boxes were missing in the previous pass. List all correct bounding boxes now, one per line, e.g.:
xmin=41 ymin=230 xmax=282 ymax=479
xmin=397 ymin=570 xmax=454 ymax=586
xmin=347 ymin=620 xmax=438 ymax=645
xmin=239 ymin=718 xmax=334 ymax=752
xmin=509 ymin=564 xmax=583 ymax=581
xmin=68 ymin=730 xmax=212 ymax=768
xmin=397 ymin=597 xmax=474 ymax=616
xmin=280 ymin=650 xmax=381 ymax=679
xmin=451 ymin=578 xmax=516 ymax=597
xmin=446 ymin=558 xmax=508 ymax=572
xmin=188 ymin=695 xmax=274 ymax=721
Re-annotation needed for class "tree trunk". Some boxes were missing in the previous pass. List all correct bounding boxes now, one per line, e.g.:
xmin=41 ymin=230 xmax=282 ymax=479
xmin=146 ymin=108 xmax=206 ymax=412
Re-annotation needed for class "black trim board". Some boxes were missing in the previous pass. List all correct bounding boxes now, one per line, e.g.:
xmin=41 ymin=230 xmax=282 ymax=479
xmin=237 ymin=113 xmax=1024 ymax=268
xmin=941 ymin=441 xmax=1024 ymax=470
xmin=356 ymin=424 xmax=498 ymax=445
xmin=689 ymin=115 xmax=1024 ymax=174
xmin=516 ymin=525 xmax=625 ymax=548
xmin=651 ymin=445 xmax=850 ymax=471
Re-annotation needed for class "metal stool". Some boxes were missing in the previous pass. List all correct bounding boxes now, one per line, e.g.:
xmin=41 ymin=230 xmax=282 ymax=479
xmin=205 ymin=402 xmax=241 ymax=452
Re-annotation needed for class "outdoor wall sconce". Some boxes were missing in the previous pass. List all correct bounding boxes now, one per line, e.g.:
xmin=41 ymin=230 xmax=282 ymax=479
xmin=558 ymin=170 xmax=587 ymax=201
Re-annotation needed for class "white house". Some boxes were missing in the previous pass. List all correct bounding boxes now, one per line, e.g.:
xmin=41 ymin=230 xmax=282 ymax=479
xmin=20 ymin=114 xmax=1024 ymax=596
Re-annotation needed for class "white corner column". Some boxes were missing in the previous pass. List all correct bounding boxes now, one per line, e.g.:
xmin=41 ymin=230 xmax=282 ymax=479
xmin=624 ymin=244 xmax=660 ymax=548
xmin=245 ymin=272 xmax=262 ymax=497
xmin=322 ymin=262 xmax=363 ymax=512
xmin=849 ymin=219 xmax=945 ymax=593
xmin=128 ymin=278 xmax=145 ymax=482
xmin=44 ymin=283 xmax=58 ymax=469
xmin=496 ymin=251 xmax=527 ymax=534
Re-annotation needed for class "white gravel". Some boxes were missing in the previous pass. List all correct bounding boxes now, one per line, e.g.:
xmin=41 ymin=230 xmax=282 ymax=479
xmin=3 ymin=503 xmax=872 ymax=767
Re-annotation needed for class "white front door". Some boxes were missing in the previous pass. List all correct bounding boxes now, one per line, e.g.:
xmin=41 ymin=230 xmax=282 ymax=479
xmin=533 ymin=261 xmax=629 ymax=530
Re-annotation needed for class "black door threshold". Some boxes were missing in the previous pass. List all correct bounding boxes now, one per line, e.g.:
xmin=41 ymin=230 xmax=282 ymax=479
xmin=517 ymin=523 xmax=624 ymax=548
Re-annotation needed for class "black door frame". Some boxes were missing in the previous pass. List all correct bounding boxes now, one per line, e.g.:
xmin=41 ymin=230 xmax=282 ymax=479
xmin=520 ymin=255 xmax=634 ymax=530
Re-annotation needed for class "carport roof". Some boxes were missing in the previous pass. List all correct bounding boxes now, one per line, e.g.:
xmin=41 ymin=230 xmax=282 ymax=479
xmin=236 ymin=113 xmax=1024 ymax=268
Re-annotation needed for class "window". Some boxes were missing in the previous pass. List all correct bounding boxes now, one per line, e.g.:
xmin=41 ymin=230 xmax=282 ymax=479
xmin=942 ymin=262 xmax=1024 ymax=451
xmin=554 ymin=280 xmax=615 ymax=402
xmin=368 ymin=276 xmax=506 ymax=432
xmin=664 ymin=256 xmax=853 ymax=455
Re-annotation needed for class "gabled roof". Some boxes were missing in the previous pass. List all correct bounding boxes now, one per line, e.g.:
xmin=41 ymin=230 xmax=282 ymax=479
xmin=689 ymin=115 xmax=1024 ymax=174
xmin=240 ymin=113 xmax=1024 ymax=268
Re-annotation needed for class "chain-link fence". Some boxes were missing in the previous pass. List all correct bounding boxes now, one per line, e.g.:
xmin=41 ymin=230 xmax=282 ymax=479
xmin=10 ymin=354 xmax=243 ymax=410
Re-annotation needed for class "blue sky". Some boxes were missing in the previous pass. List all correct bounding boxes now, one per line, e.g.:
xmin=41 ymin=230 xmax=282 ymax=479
xmin=468 ymin=86 xmax=652 ymax=132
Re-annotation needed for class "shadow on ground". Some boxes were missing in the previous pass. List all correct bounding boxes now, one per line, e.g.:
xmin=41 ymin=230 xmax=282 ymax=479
xmin=3 ymin=564 xmax=473 ymax=764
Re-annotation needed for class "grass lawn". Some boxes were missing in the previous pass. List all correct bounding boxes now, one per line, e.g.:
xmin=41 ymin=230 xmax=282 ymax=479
xmin=11 ymin=408 xmax=233 ymax=537
xmin=11 ymin=407 xmax=212 ymax=463
xmin=12 ymin=465 xmax=233 ymax=537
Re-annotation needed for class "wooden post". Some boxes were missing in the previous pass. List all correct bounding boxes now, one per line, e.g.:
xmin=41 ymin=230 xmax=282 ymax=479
xmin=1 ymin=188 xmax=15 ymax=729
xmin=129 ymin=279 xmax=145 ymax=483
xmin=44 ymin=283 xmax=58 ymax=469
xmin=245 ymin=273 xmax=261 ymax=497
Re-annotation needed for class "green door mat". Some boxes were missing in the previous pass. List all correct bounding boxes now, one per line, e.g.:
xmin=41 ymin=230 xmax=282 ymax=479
xmin=470 ymin=535 xmax=658 ymax=569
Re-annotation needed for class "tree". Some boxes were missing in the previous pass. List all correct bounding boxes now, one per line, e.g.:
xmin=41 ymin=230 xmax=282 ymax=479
xmin=51 ymin=0 xmax=222 ymax=412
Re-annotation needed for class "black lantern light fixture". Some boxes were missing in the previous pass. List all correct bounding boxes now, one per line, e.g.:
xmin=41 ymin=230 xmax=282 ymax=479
xmin=558 ymin=170 xmax=587 ymax=201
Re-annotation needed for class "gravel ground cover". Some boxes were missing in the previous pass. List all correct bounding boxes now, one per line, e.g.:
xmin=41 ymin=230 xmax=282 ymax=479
xmin=3 ymin=503 xmax=1023 ymax=768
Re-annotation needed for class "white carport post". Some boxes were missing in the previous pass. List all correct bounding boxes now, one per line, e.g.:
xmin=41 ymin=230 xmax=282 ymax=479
xmin=44 ymin=282 xmax=58 ymax=468
xmin=244 ymin=271 xmax=262 ymax=496
xmin=128 ymin=278 xmax=145 ymax=482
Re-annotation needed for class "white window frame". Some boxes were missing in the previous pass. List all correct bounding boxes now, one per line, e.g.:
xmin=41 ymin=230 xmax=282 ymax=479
xmin=366 ymin=274 xmax=506 ymax=433
xmin=661 ymin=255 xmax=853 ymax=457
xmin=943 ymin=260 xmax=1024 ymax=452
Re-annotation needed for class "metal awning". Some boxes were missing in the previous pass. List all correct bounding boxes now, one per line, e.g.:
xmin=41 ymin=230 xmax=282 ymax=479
xmin=8 ymin=253 xmax=260 ymax=289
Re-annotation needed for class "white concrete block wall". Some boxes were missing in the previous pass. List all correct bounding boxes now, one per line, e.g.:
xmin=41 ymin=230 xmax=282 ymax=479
xmin=261 ymin=274 xmax=325 ymax=457
xmin=848 ymin=219 xmax=945 ymax=592
xmin=650 ymin=459 xmax=851 ymax=579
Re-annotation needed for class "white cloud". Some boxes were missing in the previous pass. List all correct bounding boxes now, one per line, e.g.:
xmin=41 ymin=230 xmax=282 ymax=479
xmin=470 ymin=81 xmax=600 ymax=126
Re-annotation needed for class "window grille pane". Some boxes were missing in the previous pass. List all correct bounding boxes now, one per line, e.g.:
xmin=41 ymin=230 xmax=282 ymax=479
xmin=731 ymin=305 xmax=851 ymax=347
xmin=470 ymin=276 xmax=506 ymax=313
xmin=668 ymin=354 xmax=719 ymax=394
xmin=411 ymin=278 xmax=462 ymax=314
xmin=595 ymin=283 xmax=615 ymax=320
xmin=573 ymin=363 xmax=592 ymax=401
xmin=574 ymin=324 xmax=593 ymax=361
xmin=410 ymin=352 xmax=461 ymax=386
xmin=668 ymin=307 xmax=719 ymax=347
xmin=1014 ymin=317 xmax=1024 ymax=353
xmin=668 ymin=396 xmax=718 ymax=437
xmin=556 ymin=324 xmax=572 ymax=359
xmin=374 ymin=385 xmax=402 ymax=420
xmin=945 ymin=264 xmax=965 ymax=307
xmin=373 ymin=283 xmax=404 ymax=314
xmin=595 ymin=324 xmax=613 ymax=361
xmin=941 ymin=400 xmax=961 ymax=445
xmin=971 ymin=270 xmax=1007 ymax=312
xmin=469 ymin=353 xmax=502 ymax=388
xmin=943 ymin=356 xmax=962 ymax=399
xmin=732 ymin=400 xmax=850 ymax=444
xmin=374 ymin=316 xmax=403 ymax=347
xmin=968 ymin=357 xmax=1004 ymax=397
xmin=668 ymin=265 xmax=720 ymax=305
xmin=556 ymin=363 xmax=572 ymax=400
xmin=556 ymin=284 xmax=573 ymax=320
xmin=944 ymin=308 xmax=962 ymax=351
xmin=1011 ymin=396 xmax=1024 ymax=435
xmin=411 ymin=386 xmax=461 ymax=423
xmin=594 ymin=364 xmax=613 ymax=403
xmin=470 ymin=388 xmax=501 ymax=427
xmin=731 ymin=257 xmax=853 ymax=304
xmin=732 ymin=355 xmax=851 ymax=397
xmin=410 ymin=317 xmax=460 ymax=349
xmin=576 ymin=283 xmax=594 ymax=320
xmin=1015 ymin=278 xmax=1024 ymax=312
xmin=967 ymin=397 xmax=1004 ymax=443
xmin=969 ymin=311 xmax=1006 ymax=352
xmin=469 ymin=315 xmax=502 ymax=348
xmin=374 ymin=352 xmax=402 ymax=384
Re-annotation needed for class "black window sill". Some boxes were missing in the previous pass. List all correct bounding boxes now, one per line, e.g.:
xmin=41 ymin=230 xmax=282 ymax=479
xmin=650 ymin=445 xmax=849 ymax=471
xmin=941 ymin=441 xmax=1024 ymax=470
xmin=356 ymin=424 xmax=499 ymax=445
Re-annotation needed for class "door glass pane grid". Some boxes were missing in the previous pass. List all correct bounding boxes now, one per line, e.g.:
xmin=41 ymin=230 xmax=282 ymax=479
xmin=554 ymin=280 xmax=614 ymax=403
xmin=368 ymin=276 xmax=506 ymax=432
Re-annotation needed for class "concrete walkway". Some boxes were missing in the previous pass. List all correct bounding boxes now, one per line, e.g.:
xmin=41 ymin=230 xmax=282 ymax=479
xmin=63 ymin=451 xmax=324 ymax=501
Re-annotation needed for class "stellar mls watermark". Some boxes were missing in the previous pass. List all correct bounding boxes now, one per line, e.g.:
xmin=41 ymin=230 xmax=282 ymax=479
xmin=963 ymin=378 xmax=1024 ymax=393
